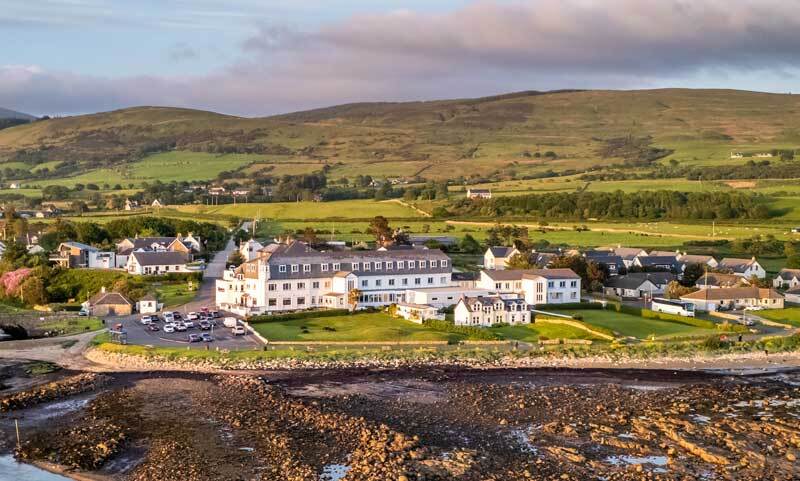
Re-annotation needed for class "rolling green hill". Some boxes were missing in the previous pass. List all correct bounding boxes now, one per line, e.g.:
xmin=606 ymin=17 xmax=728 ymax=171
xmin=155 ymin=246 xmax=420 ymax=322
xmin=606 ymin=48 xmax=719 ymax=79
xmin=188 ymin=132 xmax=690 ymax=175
xmin=1 ymin=89 xmax=800 ymax=185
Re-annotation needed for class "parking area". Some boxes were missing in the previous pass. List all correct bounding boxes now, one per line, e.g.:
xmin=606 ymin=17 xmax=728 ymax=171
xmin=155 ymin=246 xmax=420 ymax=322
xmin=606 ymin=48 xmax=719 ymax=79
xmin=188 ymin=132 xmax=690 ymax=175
xmin=109 ymin=311 xmax=262 ymax=350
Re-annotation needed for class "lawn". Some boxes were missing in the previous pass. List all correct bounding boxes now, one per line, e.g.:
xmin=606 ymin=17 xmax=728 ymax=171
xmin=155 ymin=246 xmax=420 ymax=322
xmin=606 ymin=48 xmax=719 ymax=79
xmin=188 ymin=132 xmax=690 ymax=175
xmin=39 ymin=316 xmax=104 ymax=336
xmin=252 ymin=312 xmax=462 ymax=342
xmin=566 ymin=309 xmax=722 ymax=340
xmin=176 ymin=199 xmax=423 ymax=221
xmin=155 ymin=283 xmax=199 ymax=308
xmin=489 ymin=323 xmax=602 ymax=342
xmin=758 ymin=307 xmax=800 ymax=327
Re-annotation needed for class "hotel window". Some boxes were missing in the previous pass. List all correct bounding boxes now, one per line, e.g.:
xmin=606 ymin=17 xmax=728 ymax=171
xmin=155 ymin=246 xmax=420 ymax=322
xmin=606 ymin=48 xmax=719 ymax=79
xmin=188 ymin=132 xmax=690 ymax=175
xmin=415 ymin=278 xmax=421 ymax=285
xmin=547 ymin=281 xmax=554 ymax=288
xmin=374 ymin=262 xmax=381 ymax=270
xmin=361 ymin=280 xmax=368 ymax=287
xmin=386 ymin=262 xmax=393 ymax=270
xmin=440 ymin=276 xmax=447 ymax=284
xmin=388 ymin=279 xmax=395 ymax=286
xmin=402 ymin=278 xmax=409 ymax=286
xmin=376 ymin=279 xmax=382 ymax=287
xmin=297 ymin=297 xmax=305 ymax=305
xmin=427 ymin=277 xmax=434 ymax=284
xmin=303 ymin=264 xmax=311 ymax=273
xmin=312 ymin=281 xmax=320 ymax=289
xmin=268 ymin=299 xmax=276 ymax=306
xmin=570 ymin=280 xmax=577 ymax=287
xmin=268 ymin=284 xmax=276 ymax=291
xmin=279 ymin=265 xmax=287 ymax=273
xmin=430 ymin=260 xmax=437 ymax=268
xmin=297 ymin=282 xmax=305 ymax=289
xmin=282 ymin=299 xmax=291 ymax=306
xmin=420 ymin=260 xmax=427 ymax=269
xmin=321 ymin=263 xmax=329 ymax=272
xmin=559 ymin=281 xmax=566 ymax=288
xmin=353 ymin=262 xmax=360 ymax=271
xmin=409 ymin=261 xmax=416 ymax=268
xmin=291 ymin=264 xmax=299 ymax=273
xmin=283 ymin=283 xmax=291 ymax=290
xmin=333 ymin=263 xmax=340 ymax=271
xmin=363 ymin=262 xmax=371 ymax=271
xmin=324 ymin=281 xmax=331 ymax=288
xmin=570 ymin=292 xmax=577 ymax=299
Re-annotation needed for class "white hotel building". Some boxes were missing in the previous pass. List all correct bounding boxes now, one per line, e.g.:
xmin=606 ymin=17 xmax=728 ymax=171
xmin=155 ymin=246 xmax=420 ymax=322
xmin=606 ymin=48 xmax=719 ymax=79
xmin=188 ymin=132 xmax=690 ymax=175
xmin=216 ymin=241 xmax=453 ymax=316
xmin=477 ymin=269 xmax=581 ymax=305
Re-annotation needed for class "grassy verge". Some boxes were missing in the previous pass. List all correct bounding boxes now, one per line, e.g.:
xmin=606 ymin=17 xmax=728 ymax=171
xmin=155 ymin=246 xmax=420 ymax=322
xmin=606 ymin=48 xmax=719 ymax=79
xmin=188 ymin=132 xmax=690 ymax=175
xmin=93 ymin=333 xmax=800 ymax=365
xmin=758 ymin=307 xmax=800 ymax=327
xmin=39 ymin=316 xmax=104 ymax=336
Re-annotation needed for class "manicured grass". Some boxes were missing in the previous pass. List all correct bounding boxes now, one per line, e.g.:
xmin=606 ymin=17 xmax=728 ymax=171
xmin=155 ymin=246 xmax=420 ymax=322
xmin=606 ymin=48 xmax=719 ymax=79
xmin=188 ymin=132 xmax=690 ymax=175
xmin=567 ymin=309 xmax=722 ymax=340
xmin=155 ymin=283 xmax=199 ymax=308
xmin=252 ymin=312 xmax=462 ymax=342
xmin=758 ymin=307 xmax=800 ymax=327
xmin=176 ymin=199 xmax=422 ymax=220
xmin=489 ymin=323 xmax=603 ymax=342
xmin=39 ymin=316 xmax=104 ymax=336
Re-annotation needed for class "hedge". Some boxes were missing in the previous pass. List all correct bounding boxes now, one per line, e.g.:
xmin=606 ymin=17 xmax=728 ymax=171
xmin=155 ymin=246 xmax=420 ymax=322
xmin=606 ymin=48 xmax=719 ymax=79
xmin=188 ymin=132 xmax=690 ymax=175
xmin=421 ymin=319 xmax=499 ymax=341
xmin=534 ymin=302 xmax=603 ymax=311
xmin=249 ymin=309 xmax=350 ymax=323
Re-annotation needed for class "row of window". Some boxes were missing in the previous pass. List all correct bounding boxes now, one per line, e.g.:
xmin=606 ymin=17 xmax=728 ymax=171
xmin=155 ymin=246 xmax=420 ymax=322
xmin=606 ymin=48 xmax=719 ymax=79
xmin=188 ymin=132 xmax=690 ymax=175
xmin=276 ymin=259 xmax=448 ymax=273
xmin=266 ymin=276 xmax=448 ymax=291
xmin=495 ymin=280 xmax=579 ymax=290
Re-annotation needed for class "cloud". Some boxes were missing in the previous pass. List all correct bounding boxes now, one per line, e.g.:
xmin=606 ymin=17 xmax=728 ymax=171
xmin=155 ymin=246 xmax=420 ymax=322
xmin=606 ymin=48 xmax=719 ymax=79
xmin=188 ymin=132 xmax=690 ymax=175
xmin=3 ymin=0 xmax=800 ymax=116
xmin=168 ymin=42 xmax=198 ymax=62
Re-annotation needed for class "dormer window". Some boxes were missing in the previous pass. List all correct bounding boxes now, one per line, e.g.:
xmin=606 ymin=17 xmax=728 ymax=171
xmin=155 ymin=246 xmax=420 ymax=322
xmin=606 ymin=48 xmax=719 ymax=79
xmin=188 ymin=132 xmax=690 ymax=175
xmin=279 ymin=265 xmax=287 ymax=273
xmin=303 ymin=264 xmax=311 ymax=273
xmin=386 ymin=262 xmax=393 ymax=270
xmin=333 ymin=263 xmax=341 ymax=271
xmin=420 ymin=260 xmax=427 ymax=269
xmin=374 ymin=262 xmax=381 ymax=270
xmin=408 ymin=261 xmax=416 ymax=268
xmin=321 ymin=263 xmax=329 ymax=272
xmin=441 ymin=260 xmax=448 ymax=267
xmin=398 ymin=261 xmax=405 ymax=269
xmin=363 ymin=262 xmax=371 ymax=271
xmin=291 ymin=265 xmax=299 ymax=273
xmin=352 ymin=262 xmax=360 ymax=271
xmin=430 ymin=260 xmax=437 ymax=268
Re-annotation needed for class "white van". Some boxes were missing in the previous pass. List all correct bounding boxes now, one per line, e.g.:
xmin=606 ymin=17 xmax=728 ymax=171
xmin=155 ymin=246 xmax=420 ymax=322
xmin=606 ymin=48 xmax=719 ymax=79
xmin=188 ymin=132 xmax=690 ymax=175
xmin=223 ymin=317 xmax=238 ymax=328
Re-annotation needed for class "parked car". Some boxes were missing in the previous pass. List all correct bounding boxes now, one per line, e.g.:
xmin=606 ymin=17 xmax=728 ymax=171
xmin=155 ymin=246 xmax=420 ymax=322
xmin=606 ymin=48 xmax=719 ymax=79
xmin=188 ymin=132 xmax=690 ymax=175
xmin=223 ymin=317 xmax=238 ymax=328
xmin=164 ymin=312 xmax=175 ymax=322
xmin=78 ymin=308 xmax=89 ymax=317
xmin=199 ymin=321 xmax=211 ymax=330
xmin=140 ymin=315 xmax=154 ymax=325
xmin=146 ymin=324 xmax=160 ymax=332
xmin=175 ymin=322 xmax=188 ymax=332
xmin=200 ymin=333 xmax=213 ymax=342
xmin=187 ymin=312 xmax=200 ymax=321
xmin=231 ymin=325 xmax=246 ymax=336
xmin=183 ymin=320 xmax=195 ymax=329
xmin=188 ymin=334 xmax=202 ymax=343
xmin=210 ymin=311 xmax=222 ymax=319
xmin=163 ymin=323 xmax=176 ymax=333
xmin=744 ymin=306 xmax=764 ymax=311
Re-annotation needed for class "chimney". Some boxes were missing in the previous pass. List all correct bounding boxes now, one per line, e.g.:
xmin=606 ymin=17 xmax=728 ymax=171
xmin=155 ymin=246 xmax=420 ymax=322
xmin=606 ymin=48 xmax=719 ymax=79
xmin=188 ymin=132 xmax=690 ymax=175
xmin=101 ymin=286 xmax=106 ymax=293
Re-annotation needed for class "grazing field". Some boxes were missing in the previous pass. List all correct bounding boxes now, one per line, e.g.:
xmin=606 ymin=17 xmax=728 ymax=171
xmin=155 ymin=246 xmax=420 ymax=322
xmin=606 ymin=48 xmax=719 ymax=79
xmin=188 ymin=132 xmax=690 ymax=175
xmin=757 ymin=307 xmax=800 ymax=327
xmin=176 ymin=199 xmax=423 ymax=220
xmin=565 ymin=309 xmax=723 ymax=340
xmin=252 ymin=312 xmax=461 ymax=342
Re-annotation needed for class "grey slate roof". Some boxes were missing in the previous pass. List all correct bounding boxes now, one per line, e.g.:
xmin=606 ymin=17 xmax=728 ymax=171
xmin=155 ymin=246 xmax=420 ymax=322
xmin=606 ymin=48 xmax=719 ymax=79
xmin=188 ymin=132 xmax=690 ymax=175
xmin=131 ymin=251 xmax=189 ymax=266
xmin=266 ymin=242 xmax=451 ymax=280
xmin=89 ymin=291 xmax=133 ymax=306
xmin=776 ymin=268 xmax=800 ymax=281
xmin=482 ymin=268 xmax=580 ymax=281
xmin=636 ymin=256 xmax=684 ymax=270
xmin=488 ymin=246 xmax=516 ymax=258
xmin=63 ymin=241 xmax=98 ymax=252
xmin=605 ymin=272 xmax=676 ymax=289
xmin=461 ymin=295 xmax=527 ymax=312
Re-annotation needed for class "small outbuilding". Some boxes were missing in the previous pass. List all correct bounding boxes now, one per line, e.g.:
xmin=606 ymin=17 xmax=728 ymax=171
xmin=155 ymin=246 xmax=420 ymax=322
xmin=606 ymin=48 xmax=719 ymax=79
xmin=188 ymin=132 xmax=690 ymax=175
xmin=136 ymin=293 xmax=159 ymax=314
xmin=84 ymin=287 xmax=134 ymax=316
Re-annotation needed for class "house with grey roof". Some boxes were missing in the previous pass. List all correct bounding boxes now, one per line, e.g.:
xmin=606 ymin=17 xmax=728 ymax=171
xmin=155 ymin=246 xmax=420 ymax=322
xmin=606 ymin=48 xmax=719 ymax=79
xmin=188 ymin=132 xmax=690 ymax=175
xmin=603 ymin=272 xmax=676 ymax=298
xmin=695 ymin=272 xmax=750 ymax=289
xmin=719 ymin=257 xmax=766 ymax=279
xmin=633 ymin=255 xmax=685 ymax=273
xmin=483 ymin=246 xmax=520 ymax=270
xmin=773 ymin=268 xmax=800 ymax=289
xmin=126 ymin=251 xmax=191 ymax=275
xmin=454 ymin=295 xmax=530 ymax=327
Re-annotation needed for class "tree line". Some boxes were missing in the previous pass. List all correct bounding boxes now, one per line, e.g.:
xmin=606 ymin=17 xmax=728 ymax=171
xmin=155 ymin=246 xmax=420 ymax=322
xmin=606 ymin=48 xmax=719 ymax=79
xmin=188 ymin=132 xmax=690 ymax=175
xmin=444 ymin=191 xmax=773 ymax=220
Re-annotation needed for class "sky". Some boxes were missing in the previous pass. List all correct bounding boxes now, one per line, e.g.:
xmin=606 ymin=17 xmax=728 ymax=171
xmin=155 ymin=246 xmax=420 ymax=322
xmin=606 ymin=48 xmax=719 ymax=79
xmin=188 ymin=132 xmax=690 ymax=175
xmin=2 ymin=0 xmax=800 ymax=117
